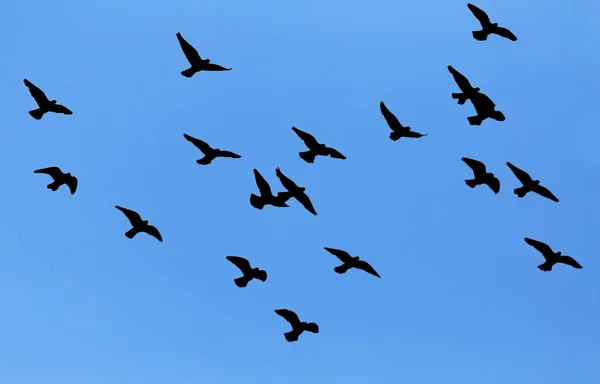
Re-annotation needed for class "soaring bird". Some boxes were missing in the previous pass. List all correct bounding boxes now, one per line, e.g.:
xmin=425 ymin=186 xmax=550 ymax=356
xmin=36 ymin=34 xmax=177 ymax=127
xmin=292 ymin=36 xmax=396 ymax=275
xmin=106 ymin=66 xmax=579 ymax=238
xmin=226 ymin=256 xmax=267 ymax=287
xmin=274 ymin=309 xmax=319 ymax=342
xmin=380 ymin=101 xmax=427 ymax=141
xmin=275 ymin=167 xmax=317 ymax=215
xmin=176 ymin=32 xmax=231 ymax=78
xmin=23 ymin=79 xmax=72 ymax=120
xmin=506 ymin=162 xmax=559 ymax=202
xmin=323 ymin=247 xmax=380 ymax=278
xmin=115 ymin=206 xmax=163 ymax=242
xmin=461 ymin=157 xmax=500 ymax=194
xmin=183 ymin=133 xmax=241 ymax=165
xmin=467 ymin=92 xmax=505 ymax=126
xmin=524 ymin=237 xmax=582 ymax=272
xmin=33 ymin=166 xmax=78 ymax=194
xmin=467 ymin=3 xmax=518 ymax=41
xmin=291 ymin=126 xmax=346 ymax=163
xmin=448 ymin=65 xmax=481 ymax=105
xmin=250 ymin=169 xmax=291 ymax=210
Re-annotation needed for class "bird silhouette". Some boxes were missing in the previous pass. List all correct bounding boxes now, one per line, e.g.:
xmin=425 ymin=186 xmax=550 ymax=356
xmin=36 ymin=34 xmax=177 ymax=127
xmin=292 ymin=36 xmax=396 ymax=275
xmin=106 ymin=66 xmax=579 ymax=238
xmin=467 ymin=92 xmax=505 ymax=126
xmin=226 ymin=256 xmax=267 ymax=287
xmin=275 ymin=167 xmax=317 ymax=215
xmin=274 ymin=309 xmax=319 ymax=342
xmin=467 ymin=3 xmax=517 ymax=41
xmin=23 ymin=79 xmax=72 ymax=120
xmin=250 ymin=169 xmax=291 ymax=210
xmin=115 ymin=206 xmax=163 ymax=242
xmin=323 ymin=247 xmax=380 ymax=278
xmin=380 ymin=101 xmax=427 ymax=141
xmin=176 ymin=32 xmax=231 ymax=78
xmin=34 ymin=167 xmax=78 ymax=194
xmin=461 ymin=157 xmax=500 ymax=194
xmin=291 ymin=126 xmax=346 ymax=163
xmin=524 ymin=237 xmax=582 ymax=271
xmin=448 ymin=65 xmax=481 ymax=105
xmin=506 ymin=162 xmax=559 ymax=202
xmin=183 ymin=133 xmax=241 ymax=165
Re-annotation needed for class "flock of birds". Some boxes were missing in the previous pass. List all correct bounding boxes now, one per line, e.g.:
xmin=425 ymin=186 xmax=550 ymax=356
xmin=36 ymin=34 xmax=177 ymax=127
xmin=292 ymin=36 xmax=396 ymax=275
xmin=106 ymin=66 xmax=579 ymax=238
xmin=23 ymin=3 xmax=583 ymax=343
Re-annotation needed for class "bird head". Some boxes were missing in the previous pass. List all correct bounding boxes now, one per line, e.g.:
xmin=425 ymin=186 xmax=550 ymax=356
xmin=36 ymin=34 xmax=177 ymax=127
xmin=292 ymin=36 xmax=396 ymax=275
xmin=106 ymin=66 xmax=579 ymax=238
xmin=492 ymin=23 xmax=499 ymax=27
xmin=66 ymin=172 xmax=71 ymax=176
xmin=50 ymin=100 xmax=57 ymax=104
xmin=556 ymin=251 xmax=562 ymax=256
xmin=299 ymin=187 xmax=306 ymax=192
xmin=534 ymin=180 xmax=541 ymax=185
xmin=353 ymin=256 xmax=360 ymax=261
xmin=205 ymin=58 xmax=211 ymax=63
xmin=473 ymin=87 xmax=481 ymax=92
xmin=143 ymin=220 xmax=149 ymax=224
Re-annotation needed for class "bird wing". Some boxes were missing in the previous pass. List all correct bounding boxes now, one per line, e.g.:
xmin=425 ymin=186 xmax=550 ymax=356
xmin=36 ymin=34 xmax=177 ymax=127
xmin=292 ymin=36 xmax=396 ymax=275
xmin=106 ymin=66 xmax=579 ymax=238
xmin=471 ymin=92 xmax=496 ymax=115
xmin=380 ymin=101 xmax=402 ymax=131
xmin=324 ymin=146 xmax=346 ymax=159
xmin=33 ymin=166 xmax=63 ymax=179
xmin=487 ymin=176 xmax=501 ymax=194
xmin=495 ymin=27 xmax=518 ymax=41
xmin=323 ymin=247 xmax=353 ymax=263
xmin=506 ymin=162 xmax=533 ymax=185
xmin=226 ymin=256 xmax=252 ymax=273
xmin=48 ymin=104 xmax=73 ymax=115
xmin=115 ymin=205 xmax=143 ymax=226
xmin=183 ymin=133 xmax=213 ymax=154
xmin=461 ymin=157 xmax=487 ymax=176
xmin=467 ymin=3 xmax=491 ymax=27
xmin=275 ymin=309 xmax=301 ymax=327
xmin=144 ymin=225 xmax=163 ymax=242
xmin=291 ymin=126 xmax=320 ymax=149
xmin=355 ymin=260 xmax=381 ymax=278
xmin=216 ymin=150 xmax=241 ymax=158
xmin=447 ymin=65 xmax=474 ymax=93
xmin=556 ymin=255 xmax=582 ymax=269
xmin=203 ymin=62 xmax=232 ymax=71
xmin=253 ymin=169 xmax=273 ymax=196
xmin=296 ymin=191 xmax=318 ymax=215
xmin=524 ymin=237 xmax=554 ymax=260
xmin=275 ymin=167 xmax=298 ymax=191
xmin=533 ymin=185 xmax=559 ymax=202
xmin=402 ymin=129 xmax=427 ymax=138
xmin=176 ymin=32 xmax=203 ymax=65
xmin=23 ymin=79 xmax=50 ymax=106
xmin=66 ymin=176 xmax=78 ymax=194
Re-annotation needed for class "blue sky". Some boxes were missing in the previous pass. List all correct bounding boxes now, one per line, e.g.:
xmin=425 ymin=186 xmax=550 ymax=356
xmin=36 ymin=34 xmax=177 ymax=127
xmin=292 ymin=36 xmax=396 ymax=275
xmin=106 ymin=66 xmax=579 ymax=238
xmin=1 ymin=0 xmax=599 ymax=383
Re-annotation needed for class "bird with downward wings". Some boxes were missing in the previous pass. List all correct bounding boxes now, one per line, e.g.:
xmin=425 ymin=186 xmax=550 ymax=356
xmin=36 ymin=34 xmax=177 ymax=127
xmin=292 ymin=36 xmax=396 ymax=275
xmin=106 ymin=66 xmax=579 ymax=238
xmin=23 ymin=79 xmax=72 ymax=120
xmin=467 ymin=3 xmax=518 ymax=42
xmin=34 ymin=166 xmax=78 ymax=194
xmin=524 ymin=237 xmax=582 ymax=272
xmin=183 ymin=133 xmax=241 ymax=165
xmin=291 ymin=126 xmax=346 ymax=163
xmin=447 ymin=65 xmax=481 ymax=105
xmin=323 ymin=247 xmax=381 ymax=278
xmin=275 ymin=167 xmax=317 ymax=215
xmin=274 ymin=309 xmax=319 ymax=342
xmin=379 ymin=101 xmax=427 ymax=141
xmin=176 ymin=32 xmax=231 ymax=78
xmin=506 ymin=162 xmax=559 ymax=202
xmin=115 ymin=206 xmax=163 ymax=242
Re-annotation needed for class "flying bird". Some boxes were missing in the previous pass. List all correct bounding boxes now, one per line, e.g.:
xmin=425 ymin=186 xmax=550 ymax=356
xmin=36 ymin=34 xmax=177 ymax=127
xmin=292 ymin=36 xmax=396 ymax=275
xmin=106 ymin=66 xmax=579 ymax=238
xmin=380 ymin=101 xmax=427 ymax=141
xmin=176 ymin=32 xmax=231 ymax=78
xmin=23 ymin=79 xmax=72 ymax=120
xmin=467 ymin=3 xmax=518 ymax=41
xmin=291 ymin=126 xmax=346 ymax=163
xmin=467 ymin=92 xmax=505 ymax=126
xmin=448 ymin=65 xmax=481 ymax=105
xmin=115 ymin=206 xmax=163 ymax=242
xmin=506 ymin=162 xmax=559 ymax=202
xmin=461 ymin=157 xmax=500 ymax=194
xmin=323 ymin=247 xmax=380 ymax=278
xmin=250 ymin=169 xmax=291 ymax=210
xmin=275 ymin=167 xmax=317 ymax=215
xmin=274 ymin=309 xmax=319 ymax=342
xmin=183 ymin=133 xmax=241 ymax=165
xmin=33 ymin=166 xmax=78 ymax=194
xmin=226 ymin=256 xmax=267 ymax=287
xmin=524 ymin=237 xmax=582 ymax=272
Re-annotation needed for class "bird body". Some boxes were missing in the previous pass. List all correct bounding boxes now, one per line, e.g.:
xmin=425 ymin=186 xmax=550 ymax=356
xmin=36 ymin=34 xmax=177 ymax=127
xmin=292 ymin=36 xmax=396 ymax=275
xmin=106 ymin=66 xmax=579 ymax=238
xmin=24 ymin=79 xmax=72 ymax=120
xmin=275 ymin=309 xmax=319 ymax=342
xmin=291 ymin=126 xmax=346 ymax=163
xmin=183 ymin=133 xmax=241 ymax=165
xmin=176 ymin=32 xmax=231 ymax=78
xmin=467 ymin=3 xmax=518 ymax=42
xmin=226 ymin=256 xmax=267 ymax=287
xmin=447 ymin=65 xmax=481 ymax=105
xmin=324 ymin=247 xmax=381 ymax=278
xmin=379 ymin=101 xmax=427 ymax=140
xmin=34 ymin=167 xmax=78 ymax=194
xmin=524 ymin=237 xmax=582 ymax=271
xmin=461 ymin=157 xmax=500 ymax=194
xmin=467 ymin=92 xmax=505 ymax=125
xmin=115 ymin=206 xmax=163 ymax=242
xmin=506 ymin=162 xmax=559 ymax=202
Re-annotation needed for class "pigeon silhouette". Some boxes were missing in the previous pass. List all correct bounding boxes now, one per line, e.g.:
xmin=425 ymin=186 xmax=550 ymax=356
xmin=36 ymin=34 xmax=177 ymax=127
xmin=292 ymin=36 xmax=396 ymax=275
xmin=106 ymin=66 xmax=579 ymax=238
xmin=506 ymin=162 xmax=559 ymax=202
xmin=461 ymin=157 xmax=500 ymax=194
xmin=176 ymin=32 xmax=231 ymax=78
xmin=467 ymin=3 xmax=518 ymax=42
xmin=226 ymin=256 xmax=267 ymax=287
xmin=23 ymin=79 xmax=72 ymax=120
xmin=183 ymin=133 xmax=241 ymax=165
xmin=380 ymin=101 xmax=427 ymax=141
xmin=323 ymin=247 xmax=381 ymax=278
xmin=275 ymin=167 xmax=317 ymax=215
xmin=448 ymin=65 xmax=481 ymax=105
xmin=467 ymin=92 xmax=505 ymax=126
xmin=34 ymin=167 xmax=78 ymax=194
xmin=274 ymin=309 xmax=319 ymax=342
xmin=250 ymin=169 xmax=291 ymax=210
xmin=115 ymin=206 xmax=163 ymax=242
xmin=524 ymin=237 xmax=582 ymax=271
xmin=291 ymin=126 xmax=346 ymax=163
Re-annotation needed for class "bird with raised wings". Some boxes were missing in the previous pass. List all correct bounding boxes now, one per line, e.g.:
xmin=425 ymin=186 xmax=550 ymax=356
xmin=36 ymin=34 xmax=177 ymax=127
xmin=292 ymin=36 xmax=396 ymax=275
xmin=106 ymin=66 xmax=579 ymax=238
xmin=274 ymin=309 xmax=319 ymax=342
xmin=250 ymin=169 xmax=291 ymax=210
xmin=23 ymin=79 xmax=72 ymax=120
xmin=291 ymin=126 xmax=346 ymax=163
xmin=467 ymin=92 xmax=505 ymax=126
xmin=447 ymin=65 xmax=481 ymax=105
xmin=323 ymin=247 xmax=380 ymax=278
xmin=176 ymin=32 xmax=231 ymax=78
xmin=115 ymin=206 xmax=163 ymax=242
xmin=506 ymin=162 xmax=559 ymax=202
xmin=183 ymin=133 xmax=241 ymax=165
xmin=524 ymin=237 xmax=582 ymax=272
xmin=34 ymin=166 xmax=78 ymax=194
xmin=226 ymin=256 xmax=267 ymax=288
xmin=275 ymin=167 xmax=317 ymax=215
xmin=461 ymin=157 xmax=500 ymax=194
xmin=467 ymin=3 xmax=517 ymax=42
xmin=380 ymin=101 xmax=427 ymax=141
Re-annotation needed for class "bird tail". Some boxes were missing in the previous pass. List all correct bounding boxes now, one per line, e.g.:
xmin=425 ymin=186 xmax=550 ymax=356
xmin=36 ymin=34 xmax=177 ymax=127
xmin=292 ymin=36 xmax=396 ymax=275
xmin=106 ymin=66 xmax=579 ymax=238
xmin=181 ymin=67 xmax=197 ymax=78
xmin=196 ymin=156 xmax=212 ymax=165
xmin=284 ymin=330 xmax=300 ymax=342
xmin=29 ymin=108 xmax=45 ymax=120
xmin=47 ymin=182 xmax=60 ymax=191
xmin=299 ymin=150 xmax=317 ymax=164
xmin=451 ymin=93 xmax=468 ymax=105
xmin=333 ymin=264 xmax=351 ymax=274
xmin=234 ymin=276 xmax=250 ymax=288
xmin=465 ymin=179 xmax=478 ymax=188
xmin=125 ymin=228 xmax=139 ymax=239
xmin=467 ymin=115 xmax=484 ymax=126
xmin=253 ymin=269 xmax=267 ymax=282
xmin=250 ymin=194 xmax=265 ymax=210
xmin=472 ymin=30 xmax=488 ymax=41
xmin=537 ymin=262 xmax=553 ymax=272
xmin=389 ymin=131 xmax=401 ymax=141
xmin=490 ymin=110 xmax=505 ymax=122
xmin=514 ymin=186 xmax=528 ymax=198
xmin=304 ymin=322 xmax=319 ymax=334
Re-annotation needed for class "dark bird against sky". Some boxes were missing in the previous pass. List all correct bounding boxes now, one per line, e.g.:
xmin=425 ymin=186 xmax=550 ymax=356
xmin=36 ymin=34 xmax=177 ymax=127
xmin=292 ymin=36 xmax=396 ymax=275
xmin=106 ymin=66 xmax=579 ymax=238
xmin=183 ymin=133 xmax=241 ymax=165
xmin=506 ymin=162 xmax=559 ymax=202
xmin=115 ymin=206 xmax=163 ymax=242
xmin=226 ymin=256 xmax=267 ymax=288
xmin=524 ymin=237 xmax=582 ymax=272
xmin=379 ymin=101 xmax=427 ymax=141
xmin=467 ymin=3 xmax=518 ymax=42
xmin=291 ymin=126 xmax=346 ymax=163
xmin=461 ymin=157 xmax=500 ymax=194
xmin=23 ymin=79 xmax=72 ymax=120
xmin=250 ymin=169 xmax=291 ymax=210
xmin=448 ymin=65 xmax=481 ymax=105
xmin=176 ymin=32 xmax=231 ymax=78
xmin=34 ymin=166 xmax=78 ymax=194
xmin=274 ymin=309 xmax=319 ymax=342
xmin=323 ymin=247 xmax=381 ymax=278
xmin=467 ymin=92 xmax=505 ymax=126
xmin=275 ymin=167 xmax=318 ymax=215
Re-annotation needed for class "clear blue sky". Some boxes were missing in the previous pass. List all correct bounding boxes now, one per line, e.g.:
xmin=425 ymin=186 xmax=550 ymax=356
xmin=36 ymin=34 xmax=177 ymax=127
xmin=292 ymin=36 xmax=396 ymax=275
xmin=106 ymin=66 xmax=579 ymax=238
xmin=1 ymin=1 xmax=598 ymax=383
